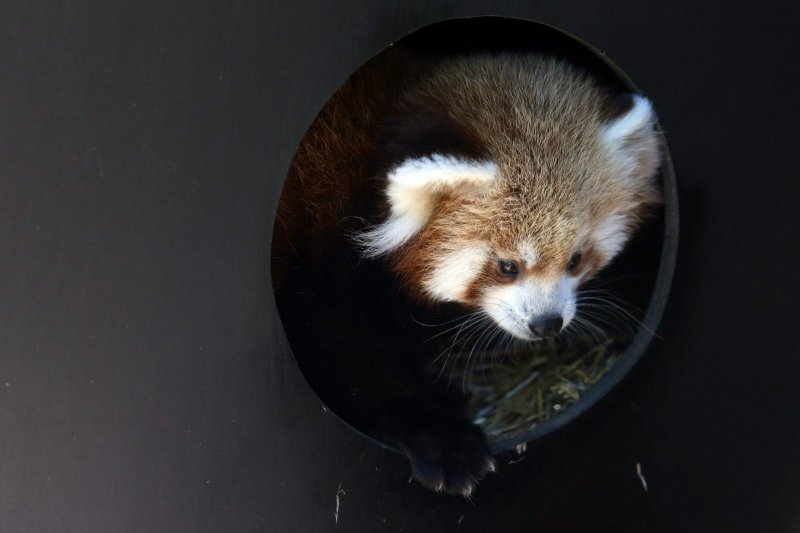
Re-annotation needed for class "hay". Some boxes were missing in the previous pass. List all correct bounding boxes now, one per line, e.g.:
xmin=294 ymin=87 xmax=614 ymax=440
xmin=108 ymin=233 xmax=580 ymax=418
xmin=447 ymin=335 xmax=627 ymax=444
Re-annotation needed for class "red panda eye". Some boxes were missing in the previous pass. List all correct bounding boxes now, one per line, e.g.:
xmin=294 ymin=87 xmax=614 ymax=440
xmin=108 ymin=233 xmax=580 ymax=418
xmin=567 ymin=252 xmax=582 ymax=272
xmin=498 ymin=259 xmax=519 ymax=277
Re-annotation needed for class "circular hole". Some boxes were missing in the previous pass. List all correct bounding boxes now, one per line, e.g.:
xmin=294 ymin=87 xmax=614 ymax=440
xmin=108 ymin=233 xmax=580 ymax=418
xmin=272 ymin=17 xmax=677 ymax=457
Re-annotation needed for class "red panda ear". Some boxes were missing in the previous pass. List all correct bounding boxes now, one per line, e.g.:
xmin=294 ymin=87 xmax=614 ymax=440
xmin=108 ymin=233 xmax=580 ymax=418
xmin=356 ymin=154 xmax=497 ymax=257
xmin=601 ymin=95 xmax=661 ymax=185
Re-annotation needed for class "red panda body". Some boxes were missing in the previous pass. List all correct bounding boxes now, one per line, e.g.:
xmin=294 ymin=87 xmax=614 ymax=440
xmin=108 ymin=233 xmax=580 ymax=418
xmin=271 ymin=50 xmax=414 ymax=282
xmin=272 ymin=48 xmax=661 ymax=496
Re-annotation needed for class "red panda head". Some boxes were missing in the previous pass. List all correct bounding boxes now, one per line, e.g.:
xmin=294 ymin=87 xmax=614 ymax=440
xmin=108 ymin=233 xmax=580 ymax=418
xmin=356 ymin=56 xmax=661 ymax=341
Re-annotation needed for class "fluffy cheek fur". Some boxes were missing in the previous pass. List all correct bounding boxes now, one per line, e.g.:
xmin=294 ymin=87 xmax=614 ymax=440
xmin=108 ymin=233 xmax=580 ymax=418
xmin=479 ymin=277 xmax=580 ymax=341
xmin=421 ymin=244 xmax=491 ymax=302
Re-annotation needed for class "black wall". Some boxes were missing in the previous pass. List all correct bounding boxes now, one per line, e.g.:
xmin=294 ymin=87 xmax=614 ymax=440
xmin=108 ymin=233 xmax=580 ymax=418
xmin=1 ymin=1 xmax=798 ymax=532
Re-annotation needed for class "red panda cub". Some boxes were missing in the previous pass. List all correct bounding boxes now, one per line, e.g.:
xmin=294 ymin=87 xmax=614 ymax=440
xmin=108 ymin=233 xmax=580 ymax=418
xmin=273 ymin=49 xmax=661 ymax=496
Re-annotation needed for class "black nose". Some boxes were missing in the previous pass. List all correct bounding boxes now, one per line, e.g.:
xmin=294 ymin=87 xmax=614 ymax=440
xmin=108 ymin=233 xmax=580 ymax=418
xmin=528 ymin=315 xmax=563 ymax=338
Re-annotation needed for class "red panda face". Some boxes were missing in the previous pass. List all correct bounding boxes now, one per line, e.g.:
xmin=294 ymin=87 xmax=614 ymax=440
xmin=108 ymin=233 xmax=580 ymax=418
xmin=385 ymin=199 xmax=635 ymax=340
xmin=355 ymin=58 xmax=662 ymax=342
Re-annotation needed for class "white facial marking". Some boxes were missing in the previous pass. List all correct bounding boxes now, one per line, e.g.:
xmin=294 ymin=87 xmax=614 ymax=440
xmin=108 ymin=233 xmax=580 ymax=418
xmin=423 ymin=245 xmax=490 ymax=302
xmin=593 ymin=213 xmax=631 ymax=260
xmin=518 ymin=241 xmax=538 ymax=268
xmin=356 ymin=155 xmax=496 ymax=257
xmin=481 ymin=276 xmax=579 ymax=341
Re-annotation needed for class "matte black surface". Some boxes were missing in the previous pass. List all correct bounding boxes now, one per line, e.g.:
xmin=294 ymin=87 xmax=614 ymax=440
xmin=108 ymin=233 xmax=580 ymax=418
xmin=1 ymin=2 xmax=798 ymax=532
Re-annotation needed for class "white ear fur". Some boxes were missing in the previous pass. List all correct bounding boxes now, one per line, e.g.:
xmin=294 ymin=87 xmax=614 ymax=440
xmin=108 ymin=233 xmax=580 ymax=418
xmin=602 ymin=95 xmax=661 ymax=183
xmin=356 ymin=155 xmax=496 ymax=257
xmin=593 ymin=212 xmax=631 ymax=260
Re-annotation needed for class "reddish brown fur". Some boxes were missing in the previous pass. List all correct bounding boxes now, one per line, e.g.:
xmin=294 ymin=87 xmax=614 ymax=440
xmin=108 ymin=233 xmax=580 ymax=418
xmin=378 ymin=55 xmax=659 ymax=302
xmin=272 ymin=50 xmax=661 ymax=303
xmin=271 ymin=48 xmax=420 ymax=285
xmin=463 ymin=261 xmax=519 ymax=305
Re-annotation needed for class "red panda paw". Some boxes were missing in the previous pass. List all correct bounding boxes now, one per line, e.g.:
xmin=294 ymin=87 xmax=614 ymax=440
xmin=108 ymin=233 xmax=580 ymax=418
xmin=403 ymin=421 xmax=496 ymax=497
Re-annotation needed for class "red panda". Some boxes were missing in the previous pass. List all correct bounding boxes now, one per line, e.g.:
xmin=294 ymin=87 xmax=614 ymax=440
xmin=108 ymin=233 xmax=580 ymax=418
xmin=272 ymin=47 xmax=661 ymax=496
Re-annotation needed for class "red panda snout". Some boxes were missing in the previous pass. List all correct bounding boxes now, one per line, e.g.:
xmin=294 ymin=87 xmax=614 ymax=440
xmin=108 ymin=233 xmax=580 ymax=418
xmin=479 ymin=274 xmax=579 ymax=341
